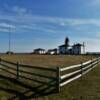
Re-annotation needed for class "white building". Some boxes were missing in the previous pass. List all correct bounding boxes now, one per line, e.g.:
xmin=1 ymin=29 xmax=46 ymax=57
xmin=47 ymin=49 xmax=58 ymax=55
xmin=34 ymin=48 xmax=46 ymax=54
xmin=72 ymin=43 xmax=82 ymax=55
xmin=58 ymin=37 xmax=84 ymax=55
xmin=59 ymin=45 xmax=69 ymax=54
xmin=59 ymin=37 xmax=69 ymax=54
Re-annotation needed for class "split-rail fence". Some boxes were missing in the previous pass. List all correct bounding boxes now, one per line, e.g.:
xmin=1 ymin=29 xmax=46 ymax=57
xmin=0 ymin=57 xmax=99 ymax=92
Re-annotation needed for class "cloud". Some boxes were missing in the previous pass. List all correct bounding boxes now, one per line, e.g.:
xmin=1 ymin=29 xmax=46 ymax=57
xmin=90 ymin=0 xmax=100 ymax=6
xmin=0 ymin=23 xmax=15 ymax=28
xmin=0 ymin=28 xmax=9 ymax=32
xmin=3 ymin=4 xmax=31 ymax=16
xmin=12 ymin=6 xmax=28 ymax=15
xmin=0 ymin=22 xmax=15 ymax=32
xmin=88 ymin=0 xmax=100 ymax=7
xmin=1 ymin=8 xmax=100 ymax=35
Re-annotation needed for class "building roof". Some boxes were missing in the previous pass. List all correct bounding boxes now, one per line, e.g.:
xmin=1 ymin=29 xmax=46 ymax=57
xmin=48 ymin=48 xmax=57 ymax=52
xmin=73 ymin=43 xmax=82 ymax=47
xmin=59 ymin=44 xmax=68 ymax=47
xmin=34 ymin=48 xmax=45 ymax=51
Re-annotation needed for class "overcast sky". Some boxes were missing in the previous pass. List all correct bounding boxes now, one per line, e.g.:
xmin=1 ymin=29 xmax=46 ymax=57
xmin=0 ymin=0 xmax=100 ymax=52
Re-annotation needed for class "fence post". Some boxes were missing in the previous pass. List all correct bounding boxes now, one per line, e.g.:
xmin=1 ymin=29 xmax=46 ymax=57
xmin=80 ymin=62 xmax=83 ymax=76
xmin=16 ymin=62 xmax=19 ymax=79
xmin=56 ymin=67 xmax=60 ymax=93
xmin=91 ymin=58 xmax=93 ymax=68
xmin=98 ymin=57 xmax=100 ymax=65
xmin=0 ymin=58 xmax=1 ymax=63
xmin=97 ymin=57 xmax=100 ymax=65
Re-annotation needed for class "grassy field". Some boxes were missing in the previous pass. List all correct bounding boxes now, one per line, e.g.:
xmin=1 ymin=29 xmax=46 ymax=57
xmin=0 ymin=54 xmax=99 ymax=100
xmin=0 ymin=54 xmax=95 ymax=68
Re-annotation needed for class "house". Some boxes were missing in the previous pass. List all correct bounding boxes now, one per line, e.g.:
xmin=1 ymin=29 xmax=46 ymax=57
xmin=58 ymin=37 xmax=84 ymax=55
xmin=59 ymin=37 xmax=70 ymax=54
xmin=47 ymin=49 xmax=58 ymax=55
xmin=72 ymin=43 xmax=82 ymax=55
xmin=34 ymin=48 xmax=46 ymax=54
xmin=59 ymin=45 xmax=69 ymax=54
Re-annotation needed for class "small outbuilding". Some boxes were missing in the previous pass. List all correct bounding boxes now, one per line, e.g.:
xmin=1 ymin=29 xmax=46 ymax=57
xmin=47 ymin=49 xmax=58 ymax=55
xmin=34 ymin=48 xmax=46 ymax=54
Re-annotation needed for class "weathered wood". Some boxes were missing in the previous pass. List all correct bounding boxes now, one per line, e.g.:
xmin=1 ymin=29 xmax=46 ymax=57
xmin=60 ymin=74 xmax=82 ymax=87
xmin=0 ymin=57 xmax=100 ymax=91
xmin=19 ymin=69 xmax=56 ymax=80
xmin=56 ymin=67 xmax=60 ymax=92
xmin=16 ymin=62 xmax=19 ymax=79
xmin=1 ymin=59 xmax=17 ymax=65
xmin=0 ymin=58 xmax=1 ymax=62
xmin=19 ymin=75 xmax=55 ymax=87
xmin=0 ymin=67 xmax=16 ymax=76
xmin=0 ymin=63 xmax=16 ymax=71
xmin=0 ymin=58 xmax=56 ymax=72
xmin=80 ymin=62 xmax=83 ymax=75
xmin=20 ymin=64 xmax=56 ymax=72
xmin=61 ymin=69 xmax=81 ymax=80
xmin=83 ymin=63 xmax=98 ymax=75
xmin=60 ymin=58 xmax=100 ymax=87
xmin=60 ymin=60 xmax=91 ymax=72
xmin=60 ymin=64 xmax=81 ymax=72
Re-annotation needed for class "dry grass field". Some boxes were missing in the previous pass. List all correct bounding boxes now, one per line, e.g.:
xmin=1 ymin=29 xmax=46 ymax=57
xmin=0 ymin=54 xmax=95 ymax=68
xmin=0 ymin=54 xmax=99 ymax=100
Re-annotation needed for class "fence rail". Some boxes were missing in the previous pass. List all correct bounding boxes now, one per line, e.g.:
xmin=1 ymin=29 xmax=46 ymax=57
xmin=58 ymin=57 xmax=100 ymax=91
xmin=0 ymin=57 xmax=99 ymax=93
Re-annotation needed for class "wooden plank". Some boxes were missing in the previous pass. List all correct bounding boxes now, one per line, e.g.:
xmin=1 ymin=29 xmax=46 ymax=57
xmin=83 ymin=61 xmax=97 ymax=71
xmin=0 ymin=63 xmax=16 ymax=71
xmin=19 ymin=75 xmax=55 ymax=87
xmin=82 ymin=60 xmax=91 ymax=65
xmin=60 ymin=59 xmax=99 ymax=87
xmin=16 ymin=62 xmax=19 ymax=79
xmin=60 ymin=74 xmax=82 ymax=87
xmin=60 ymin=64 xmax=81 ymax=72
xmin=56 ymin=67 xmax=60 ymax=92
xmin=60 ymin=58 xmax=99 ymax=72
xmin=20 ymin=64 xmax=57 ymax=72
xmin=60 ymin=69 xmax=81 ymax=80
xmin=1 ymin=59 xmax=17 ymax=65
xmin=83 ymin=63 xmax=98 ymax=75
xmin=1 ymin=58 xmax=57 ymax=72
xmin=0 ymin=67 xmax=16 ymax=76
xmin=19 ymin=69 xmax=56 ymax=80
xmin=60 ymin=60 xmax=98 ymax=80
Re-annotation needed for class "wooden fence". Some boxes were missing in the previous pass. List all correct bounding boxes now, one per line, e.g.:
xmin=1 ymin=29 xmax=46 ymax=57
xmin=58 ymin=57 xmax=100 ymax=92
xmin=0 ymin=57 xmax=99 ymax=93
xmin=0 ymin=58 xmax=58 ymax=92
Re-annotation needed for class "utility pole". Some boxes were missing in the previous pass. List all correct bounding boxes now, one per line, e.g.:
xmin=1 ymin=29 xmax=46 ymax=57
xmin=8 ymin=25 xmax=11 ymax=55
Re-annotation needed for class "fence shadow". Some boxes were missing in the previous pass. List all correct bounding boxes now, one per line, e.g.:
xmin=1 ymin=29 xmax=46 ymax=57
xmin=0 ymin=74 xmax=57 ymax=100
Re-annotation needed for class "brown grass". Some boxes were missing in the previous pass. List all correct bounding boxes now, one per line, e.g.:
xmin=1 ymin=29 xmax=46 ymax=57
xmin=0 ymin=54 xmax=95 ymax=68
xmin=0 ymin=54 xmax=99 ymax=100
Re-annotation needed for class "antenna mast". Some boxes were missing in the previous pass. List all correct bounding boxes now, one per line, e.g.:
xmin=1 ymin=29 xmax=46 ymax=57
xmin=9 ymin=25 xmax=11 ymax=55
